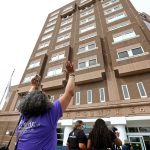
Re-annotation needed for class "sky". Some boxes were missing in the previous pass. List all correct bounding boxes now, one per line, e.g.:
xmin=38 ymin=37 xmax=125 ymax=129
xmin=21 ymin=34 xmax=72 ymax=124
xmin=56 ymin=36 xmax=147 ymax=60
xmin=0 ymin=0 xmax=150 ymax=106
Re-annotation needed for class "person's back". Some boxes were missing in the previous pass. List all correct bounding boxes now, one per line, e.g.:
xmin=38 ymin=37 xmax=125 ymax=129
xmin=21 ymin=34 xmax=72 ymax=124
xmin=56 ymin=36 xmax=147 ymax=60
xmin=16 ymin=61 xmax=75 ymax=150
xmin=87 ymin=119 xmax=122 ymax=150
xmin=67 ymin=120 xmax=87 ymax=150
xmin=16 ymin=99 xmax=62 ymax=150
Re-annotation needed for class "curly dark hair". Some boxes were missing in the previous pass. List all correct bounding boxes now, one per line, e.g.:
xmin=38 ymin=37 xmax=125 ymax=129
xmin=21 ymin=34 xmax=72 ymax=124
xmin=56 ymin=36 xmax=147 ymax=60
xmin=17 ymin=91 xmax=53 ymax=116
xmin=90 ymin=118 xmax=112 ymax=148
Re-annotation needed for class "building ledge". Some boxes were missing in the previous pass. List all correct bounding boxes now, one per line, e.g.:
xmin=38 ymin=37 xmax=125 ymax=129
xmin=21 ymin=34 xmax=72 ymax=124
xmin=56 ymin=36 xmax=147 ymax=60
xmin=42 ymin=78 xmax=66 ymax=90
xmin=114 ymin=59 xmax=150 ymax=77
xmin=61 ymin=5 xmax=75 ymax=18
xmin=78 ymin=0 xmax=95 ymax=10
xmin=75 ymin=69 xmax=105 ymax=85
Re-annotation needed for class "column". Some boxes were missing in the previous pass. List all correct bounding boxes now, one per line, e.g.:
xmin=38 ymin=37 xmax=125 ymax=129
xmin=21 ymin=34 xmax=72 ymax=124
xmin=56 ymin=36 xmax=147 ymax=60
xmin=110 ymin=117 xmax=127 ymax=144
xmin=63 ymin=126 xmax=73 ymax=146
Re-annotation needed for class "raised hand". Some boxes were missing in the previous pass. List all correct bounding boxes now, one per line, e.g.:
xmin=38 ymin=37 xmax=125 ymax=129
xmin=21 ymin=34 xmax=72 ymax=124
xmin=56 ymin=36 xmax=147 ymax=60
xmin=65 ymin=61 xmax=74 ymax=74
xmin=31 ymin=74 xmax=41 ymax=88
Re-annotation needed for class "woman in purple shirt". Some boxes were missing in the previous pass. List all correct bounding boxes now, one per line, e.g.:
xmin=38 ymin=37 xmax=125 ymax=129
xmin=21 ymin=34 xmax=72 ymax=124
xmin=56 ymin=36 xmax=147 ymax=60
xmin=16 ymin=61 xmax=75 ymax=150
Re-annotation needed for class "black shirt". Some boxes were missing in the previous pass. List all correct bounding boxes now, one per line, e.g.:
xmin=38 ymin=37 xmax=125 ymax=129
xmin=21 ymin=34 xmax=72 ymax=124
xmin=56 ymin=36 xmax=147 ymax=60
xmin=67 ymin=128 xmax=87 ymax=150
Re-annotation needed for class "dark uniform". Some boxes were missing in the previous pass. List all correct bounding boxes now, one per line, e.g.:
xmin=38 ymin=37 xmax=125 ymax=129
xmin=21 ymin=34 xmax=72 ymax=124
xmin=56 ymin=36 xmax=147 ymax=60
xmin=67 ymin=128 xmax=87 ymax=150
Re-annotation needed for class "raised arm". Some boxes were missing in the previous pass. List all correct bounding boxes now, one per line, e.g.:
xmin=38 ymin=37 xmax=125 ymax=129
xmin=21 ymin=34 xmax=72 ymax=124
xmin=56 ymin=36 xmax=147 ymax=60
xmin=59 ymin=61 xmax=75 ymax=112
xmin=29 ymin=74 xmax=42 ymax=92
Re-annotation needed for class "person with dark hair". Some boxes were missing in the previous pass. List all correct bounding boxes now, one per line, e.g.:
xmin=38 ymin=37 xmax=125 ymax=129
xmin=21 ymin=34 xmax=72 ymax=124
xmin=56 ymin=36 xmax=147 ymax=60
xmin=16 ymin=61 xmax=75 ymax=150
xmin=67 ymin=120 xmax=87 ymax=150
xmin=87 ymin=119 xmax=122 ymax=150
xmin=111 ymin=127 xmax=121 ymax=150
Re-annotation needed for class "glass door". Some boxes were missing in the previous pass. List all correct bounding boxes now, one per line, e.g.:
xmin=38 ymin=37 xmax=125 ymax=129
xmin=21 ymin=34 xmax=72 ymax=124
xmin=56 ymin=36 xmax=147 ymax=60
xmin=128 ymin=136 xmax=146 ymax=150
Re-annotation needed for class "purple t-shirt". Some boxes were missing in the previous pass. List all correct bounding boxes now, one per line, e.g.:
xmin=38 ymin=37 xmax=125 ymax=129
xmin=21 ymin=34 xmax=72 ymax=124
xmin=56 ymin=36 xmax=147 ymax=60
xmin=16 ymin=100 xmax=62 ymax=150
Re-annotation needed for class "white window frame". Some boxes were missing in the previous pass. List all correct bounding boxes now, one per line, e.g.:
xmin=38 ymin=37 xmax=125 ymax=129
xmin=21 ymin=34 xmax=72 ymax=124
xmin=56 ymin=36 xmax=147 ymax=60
xmin=41 ymin=34 xmax=52 ymax=41
xmin=78 ymin=58 xmax=97 ymax=69
xmin=80 ymin=8 xmax=94 ymax=18
xmin=99 ymin=88 xmax=105 ymax=102
xmin=48 ymin=15 xmax=58 ymax=22
xmin=57 ymin=33 xmax=71 ymax=42
xmin=50 ymin=95 xmax=55 ymax=102
xmin=35 ymin=50 xmax=47 ymax=57
xmin=102 ymin=0 xmax=119 ymax=8
xmin=50 ymin=52 xmax=65 ymax=62
xmin=44 ymin=26 xmax=55 ymax=34
xmin=46 ymin=20 xmax=57 ymax=27
xmin=50 ymin=11 xmax=59 ymax=17
xmin=38 ymin=41 xmax=50 ymax=50
xmin=78 ymin=42 xmax=97 ymax=53
xmin=55 ymin=42 xmax=70 ymax=50
xmin=104 ymin=4 xmax=123 ymax=15
xmin=87 ymin=90 xmax=92 ymax=104
xmin=108 ymin=20 xmax=131 ymax=31
xmin=76 ymin=92 xmax=80 ymax=105
xmin=59 ymin=25 xmax=72 ymax=34
xmin=80 ymin=15 xmax=95 ymax=25
xmin=117 ymin=47 xmax=144 ymax=60
xmin=46 ymin=66 xmax=63 ymax=77
xmin=28 ymin=59 xmax=40 ymax=69
xmin=80 ymin=23 xmax=96 ymax=34
xmin=121 ymin=85 xmax=130 ymax=100
xmin=106 ymin=12 xmax=127 ymax=24
xmin=137 ymin=82 xmax=147 ymax=98
xmin=113 ymin=30 xmax=136 ymax=43
xmin=61 ymin=18 xmax=73 ymax=26
xmin=79 ymin=32 xmax=97 ymax=41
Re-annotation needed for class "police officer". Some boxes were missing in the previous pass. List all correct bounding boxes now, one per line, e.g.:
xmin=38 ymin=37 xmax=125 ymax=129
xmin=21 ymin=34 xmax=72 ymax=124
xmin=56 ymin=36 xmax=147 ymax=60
xmin=67 ymin=120 xmax=87 ymax=150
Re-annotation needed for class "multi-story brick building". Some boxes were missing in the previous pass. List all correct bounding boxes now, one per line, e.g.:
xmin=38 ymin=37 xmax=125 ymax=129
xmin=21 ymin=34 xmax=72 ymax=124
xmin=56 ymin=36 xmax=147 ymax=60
xmin=0 ymin=0 xmax=150 ymax=149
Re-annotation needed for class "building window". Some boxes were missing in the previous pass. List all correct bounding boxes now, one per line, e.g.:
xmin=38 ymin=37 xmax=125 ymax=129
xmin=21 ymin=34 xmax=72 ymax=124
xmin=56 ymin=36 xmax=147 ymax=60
xmin=48 ymin=15 xmax=58 ymax=22
xmin=35 ymin=50 xmax=47 ymax=57
xmin=61 ymin=18 xmax=72 ymax=26
xmin=87 ymin=90 xmax=92 ymax=104
xmin=50 ymin=11 xmax=59 ymax=17
xmin=78 ymin=58 xmax=97 ymax=69
xmin=50 ymin=96 xmax=54 ymax=102
xmin=121 ymin=85 xmax=130 ymax=100
xmin=80 ymin=23 xmax=96 ymax=33
xmin=59 ymin=25 xmax=72 ymax=33
xmin=28 ymin=59 xmax=40 ymax=69
xmin=51 ymin=52 xmax=65 ymax=62
xmin=106 ymin=12 xmax=127 ymax=24
xmin=80 ymin=15 xmax=95 ymax=25
xmin=137 ymin=82 xmax=147 ymax=98
xmin=23 ymin=73 xmax=36 ymax=83
xmin=113 ymin=30 xmax=136 ymax=43
xmin=76 ymin=92 xmax=80 ymax=105
xmin=44 ymin=26 xmax=55 ymax=34
xmin=55 ymin=42 xmax=70 ymax=50
xmin=99 ymin=88 xmax=105 ymax=102
xmin=104 ymin=4 xmax=123 ymax=15
xmin=117 ymin=47 xmax=144 ymax=59
xmin=108 ymin=20 xmax=131 ymax=31
xmin=80 ymin=8 xmax=94 ymax=18
xmin=38 ymin=41 xmax=50 ymax=50
xmin=78 ymin=42 xmax=96 ymax=53
xmin=57 ymin=33 xmax=71 ymax=42
xmin=41 ymin=33 xmax=52 ymax=41
xmin=102 ymin=0 xmax=120 ymax=8
xmin=46 ymin=66 xmax=63 ymax=77
xmin=79 ymin=32 xmax=97 ymax=41
xmin=46 ymin=20 xmax=57 ymax=27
